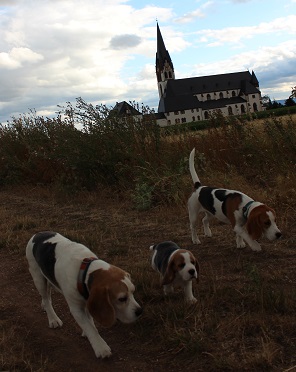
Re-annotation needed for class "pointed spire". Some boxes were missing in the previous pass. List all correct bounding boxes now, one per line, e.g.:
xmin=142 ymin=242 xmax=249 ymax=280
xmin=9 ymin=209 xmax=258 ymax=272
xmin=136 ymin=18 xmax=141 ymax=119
xmin=155 ymin=23 xmax=174 ymax=82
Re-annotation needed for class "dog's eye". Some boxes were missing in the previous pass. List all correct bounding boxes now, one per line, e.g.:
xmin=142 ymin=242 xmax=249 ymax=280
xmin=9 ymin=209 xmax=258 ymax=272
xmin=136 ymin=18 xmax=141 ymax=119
xmin=178 ymin=263 xmax=185 ymax=269
xmin=264 ymin=221 xmax=271 ymax=226
xmin=118 ymin=296 xmax=128 ymax=303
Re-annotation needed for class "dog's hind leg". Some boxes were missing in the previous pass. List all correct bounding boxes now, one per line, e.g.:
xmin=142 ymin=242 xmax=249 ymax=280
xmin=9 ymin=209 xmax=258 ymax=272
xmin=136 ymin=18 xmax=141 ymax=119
xmin=188 ymin=198 xmax=202 ymax=244
xmin=202 ymin=211 xmax=212 ymax=237
xmin=29 ymin=266 xmax=63 ymax=328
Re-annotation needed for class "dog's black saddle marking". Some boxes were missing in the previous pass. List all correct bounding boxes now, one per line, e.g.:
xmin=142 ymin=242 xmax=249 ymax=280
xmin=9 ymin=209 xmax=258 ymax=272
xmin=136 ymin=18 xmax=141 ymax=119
xmin=153 ymin=241 xmax=180 ymax=275
xmin=32 ymin=231 xmax=60 ymax=288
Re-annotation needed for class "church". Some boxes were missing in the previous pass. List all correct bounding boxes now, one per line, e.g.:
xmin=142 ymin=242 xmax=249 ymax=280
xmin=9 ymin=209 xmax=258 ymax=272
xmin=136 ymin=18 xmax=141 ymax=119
xmin=155 ymin=24 xmax=265 ymax=126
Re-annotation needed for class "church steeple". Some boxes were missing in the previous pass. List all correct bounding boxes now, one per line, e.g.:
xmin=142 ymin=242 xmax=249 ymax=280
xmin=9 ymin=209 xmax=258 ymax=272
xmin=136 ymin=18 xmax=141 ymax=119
xmin=155 ymin=23 xmax=175 ymax=98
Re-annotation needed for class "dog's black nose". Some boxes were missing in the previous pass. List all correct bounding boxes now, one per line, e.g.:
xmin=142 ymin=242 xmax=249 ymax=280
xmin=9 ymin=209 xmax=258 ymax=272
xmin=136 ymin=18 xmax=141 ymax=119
xmin=188 ymin=269 xmax=195 ymax=276
xmin=276 ymin=232 xmax=282 ymax=239
xmin=135 ymin=307 xmax=143 ymax=317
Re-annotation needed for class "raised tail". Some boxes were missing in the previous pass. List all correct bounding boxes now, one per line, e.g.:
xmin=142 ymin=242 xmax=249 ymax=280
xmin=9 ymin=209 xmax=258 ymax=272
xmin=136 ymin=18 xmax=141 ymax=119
xmin=189 ymin=148 xmax=201 ymax=185
xmin=149 ymin=244 xmax=156 ymax=251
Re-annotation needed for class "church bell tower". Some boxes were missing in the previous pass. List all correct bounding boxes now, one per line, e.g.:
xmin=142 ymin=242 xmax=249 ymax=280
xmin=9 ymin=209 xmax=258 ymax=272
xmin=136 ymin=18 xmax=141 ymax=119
xmin=155 ymin=23 xmax=175 ymax=99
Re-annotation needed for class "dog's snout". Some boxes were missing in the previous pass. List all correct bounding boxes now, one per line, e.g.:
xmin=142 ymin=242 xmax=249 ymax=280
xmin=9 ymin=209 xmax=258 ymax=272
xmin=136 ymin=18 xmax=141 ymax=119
xmin=135 ymin=307 xmax=143 ymax=317
xmin=276 ymin=232 xmax=282 ymax=239
xmin=188 ymin=269 xmax=195 ymax=276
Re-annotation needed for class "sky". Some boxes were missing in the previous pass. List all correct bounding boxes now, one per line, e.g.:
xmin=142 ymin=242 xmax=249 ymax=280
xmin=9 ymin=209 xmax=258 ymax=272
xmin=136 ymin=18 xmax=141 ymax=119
xmin=0 ymin=0 xmax=296 ymax=123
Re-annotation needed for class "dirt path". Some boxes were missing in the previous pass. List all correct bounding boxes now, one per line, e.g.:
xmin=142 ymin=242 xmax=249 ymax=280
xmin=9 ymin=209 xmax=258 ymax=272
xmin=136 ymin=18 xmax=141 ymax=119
xmin=0 ymin=186 xmax=295 ymax=372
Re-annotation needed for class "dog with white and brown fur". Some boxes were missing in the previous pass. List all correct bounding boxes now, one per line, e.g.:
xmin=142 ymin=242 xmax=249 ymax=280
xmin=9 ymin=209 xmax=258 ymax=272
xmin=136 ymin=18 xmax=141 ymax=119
xmin=188 ymin=148 xmax=282 ymax=251
xmin=26 ymin=231 xmax=142 ymax=359
xmin=150 ymin=241 xmax=199 ymax=303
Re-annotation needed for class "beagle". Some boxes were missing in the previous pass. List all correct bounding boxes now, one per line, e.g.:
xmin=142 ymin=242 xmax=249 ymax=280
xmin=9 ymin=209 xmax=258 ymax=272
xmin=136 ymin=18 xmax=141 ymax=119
xmin=26 ymin=231 xmax=142 ymax=359
xmin=150 ymin=241 xmax=199 ymax=303
xmin=188 ymin=148 xmax=282 ymax=251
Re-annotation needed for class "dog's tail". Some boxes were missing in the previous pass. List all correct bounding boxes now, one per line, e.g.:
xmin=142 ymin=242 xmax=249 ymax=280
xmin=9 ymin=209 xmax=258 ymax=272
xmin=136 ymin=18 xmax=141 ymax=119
xmin=149 ymin=244 xmax=156 ymax=251
xmin=189 ymin=148 xmax=201 ymax=186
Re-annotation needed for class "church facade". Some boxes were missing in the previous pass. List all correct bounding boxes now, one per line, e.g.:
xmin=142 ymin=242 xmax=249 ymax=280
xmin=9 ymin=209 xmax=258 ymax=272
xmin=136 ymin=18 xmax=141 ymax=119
xmin=155 ymin=24 xmax=265 ymax=127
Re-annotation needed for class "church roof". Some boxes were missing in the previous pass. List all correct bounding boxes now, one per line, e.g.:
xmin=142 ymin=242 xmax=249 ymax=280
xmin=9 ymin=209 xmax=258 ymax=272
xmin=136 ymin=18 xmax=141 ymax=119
xmin=165 ymin=71 xmax=259 ymax=95
xmin=158 ymin=95 xmax=247 ymax=113
xmin=158 ymin=71 xmax=260 ymax=113
xmin=112 ymin=101 xmax=141 ymax=116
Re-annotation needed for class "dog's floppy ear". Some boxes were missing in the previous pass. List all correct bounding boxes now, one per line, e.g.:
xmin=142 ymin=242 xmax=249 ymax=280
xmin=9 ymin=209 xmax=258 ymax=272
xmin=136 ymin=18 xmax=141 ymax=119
xmin=195 ymin=259 xmax=200 ymax=283
xmin=246 ymin=206 xmax=266 ymax=241
xmin=87 ymin=286 xmax=116 ymax=328
xmin=162 ymin=260 xmax=176 ymax=285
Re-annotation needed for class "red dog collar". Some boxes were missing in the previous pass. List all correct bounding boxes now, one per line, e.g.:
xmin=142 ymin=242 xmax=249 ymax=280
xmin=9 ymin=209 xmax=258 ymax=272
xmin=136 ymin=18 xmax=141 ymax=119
xmin=77 ymin=257 xmax=98 ymax=299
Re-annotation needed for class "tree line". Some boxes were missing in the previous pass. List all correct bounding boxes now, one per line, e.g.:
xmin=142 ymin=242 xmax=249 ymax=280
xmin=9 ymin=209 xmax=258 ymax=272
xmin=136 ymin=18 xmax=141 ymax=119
xmin=262 ymin=85 xmax=296 ymax=110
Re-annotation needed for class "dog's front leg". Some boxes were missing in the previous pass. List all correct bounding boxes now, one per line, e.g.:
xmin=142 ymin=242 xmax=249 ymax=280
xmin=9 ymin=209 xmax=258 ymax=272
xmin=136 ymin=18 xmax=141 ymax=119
xmin=234 ymin=226 xmax=261 ymax=252
xmin=183 ymin=281 xmax=197 ymax=303
xmin=235 ymin=234 xmax=246 ymax=248
xmin=81 ymin=309 xmax=96 ymax=337
xmin=70 ymin=306 xmax=112 ymax=358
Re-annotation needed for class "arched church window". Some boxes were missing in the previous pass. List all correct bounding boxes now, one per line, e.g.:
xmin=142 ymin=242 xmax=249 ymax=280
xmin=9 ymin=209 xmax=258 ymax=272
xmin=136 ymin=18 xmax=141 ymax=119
xmin=207 ymin=94 xmax=211 ymax=100
xmin=219 ymin=92 xmax=223 ymax=99
xmin=228 ymin=106 xmax=233 ymax=115
xmin=232 ymin=91 xmax=236 ymax=97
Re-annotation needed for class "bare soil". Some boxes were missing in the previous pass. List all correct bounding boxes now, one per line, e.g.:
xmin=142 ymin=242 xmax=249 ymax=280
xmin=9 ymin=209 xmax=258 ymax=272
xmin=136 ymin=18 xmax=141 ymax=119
xmin=0 ymin=186 xmax=295 ymax=372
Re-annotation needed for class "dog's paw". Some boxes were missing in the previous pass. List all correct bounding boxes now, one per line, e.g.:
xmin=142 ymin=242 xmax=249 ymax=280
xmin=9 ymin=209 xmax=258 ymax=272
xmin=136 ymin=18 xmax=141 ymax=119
xmin=192 ymin=237 xmax=201 ymax=245
xmin=95 ymin=345 xmax=112 ymax=359
xmin=186 ymin=297 xmax=197 ymax=304
xmin=48 ymin=318 xmax=63 ymax=328
xmin=236 ymin=241 xmax=246 ymax=249
xmin=204 ymin=229 xmax=212 ymax=238
xmin=236 ymin=236 xmax=246 ymax=248
xmin=250 ymin=241 xmax=262 ymax=252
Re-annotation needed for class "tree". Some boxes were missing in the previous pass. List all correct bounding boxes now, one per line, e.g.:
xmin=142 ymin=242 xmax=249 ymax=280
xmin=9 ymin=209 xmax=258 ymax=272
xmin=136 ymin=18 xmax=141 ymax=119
xmin=284 ymin=97 xmax=296 ymax=107
xmin=261 ymin=94 xmax=272 ymax=109
xmin=271 ymin=100 xmax=283 ymax=109
xmin=289 ymin=86 xmax=296 ymax=99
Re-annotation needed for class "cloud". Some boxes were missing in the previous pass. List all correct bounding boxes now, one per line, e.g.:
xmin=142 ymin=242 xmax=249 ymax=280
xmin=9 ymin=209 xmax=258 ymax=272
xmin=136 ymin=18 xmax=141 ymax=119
xmin=0 ymin=0 xmax=295 ymax=122
xmin=195 ymin=15 xmax=296 ymax=46
xmin=175 ymin=9 xmax=205 ymax=24
xmin=0 ymin=47 xmax=43 ymax=69
xmin=109 ymin=34 xmax=142 ymax=50
xmin=174 ymin=1 xmax=214 ymax=24
xmin=0 ymin=1 xmax=176 ymax=121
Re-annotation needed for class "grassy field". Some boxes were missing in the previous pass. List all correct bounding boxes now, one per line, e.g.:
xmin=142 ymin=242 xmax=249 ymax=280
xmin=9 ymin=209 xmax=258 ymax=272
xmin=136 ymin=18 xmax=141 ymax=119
xmin=0 ymin=110 xmax=295 ymax=371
